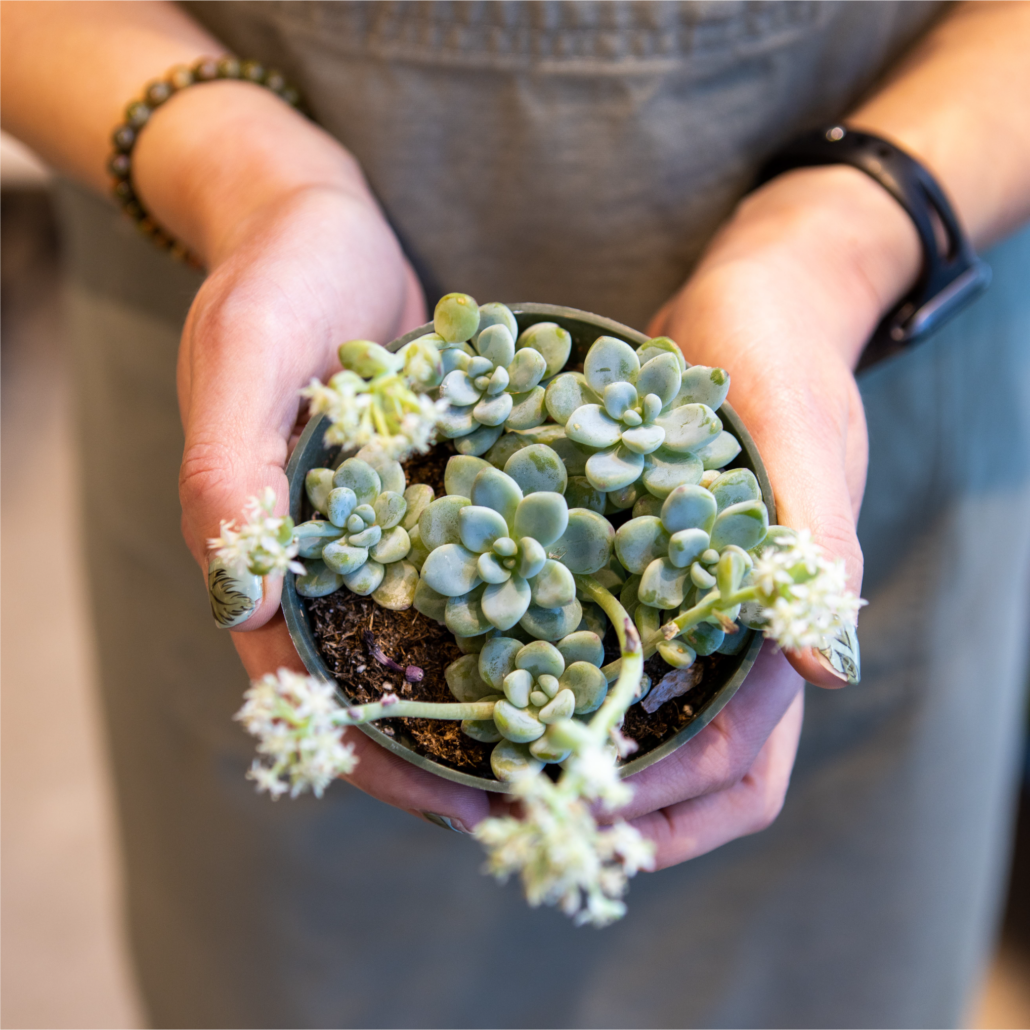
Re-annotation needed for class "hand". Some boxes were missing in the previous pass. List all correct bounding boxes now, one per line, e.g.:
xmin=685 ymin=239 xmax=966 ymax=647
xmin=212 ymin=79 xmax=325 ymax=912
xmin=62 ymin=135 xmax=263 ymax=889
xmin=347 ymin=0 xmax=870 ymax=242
xmin=132 ymin=81 xmax=514 ymax=823
xmin=602 ymin=164 xmax=922 ymax=865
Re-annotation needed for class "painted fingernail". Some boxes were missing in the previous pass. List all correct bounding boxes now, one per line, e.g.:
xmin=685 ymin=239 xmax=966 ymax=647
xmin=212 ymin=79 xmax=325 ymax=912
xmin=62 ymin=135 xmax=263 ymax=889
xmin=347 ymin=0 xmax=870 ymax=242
xmin=208 ymin=556 xmax=262 ymax=629
xmin=815 ymin=621 xmax=861 ymax=685
xmin=420 ymin=811 xmax=471 ymax=834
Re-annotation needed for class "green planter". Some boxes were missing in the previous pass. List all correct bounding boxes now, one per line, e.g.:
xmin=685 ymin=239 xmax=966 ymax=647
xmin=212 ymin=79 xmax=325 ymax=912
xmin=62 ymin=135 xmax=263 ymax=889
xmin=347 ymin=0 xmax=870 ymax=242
xmin=282 ymin=303 xmax=774 ymax=792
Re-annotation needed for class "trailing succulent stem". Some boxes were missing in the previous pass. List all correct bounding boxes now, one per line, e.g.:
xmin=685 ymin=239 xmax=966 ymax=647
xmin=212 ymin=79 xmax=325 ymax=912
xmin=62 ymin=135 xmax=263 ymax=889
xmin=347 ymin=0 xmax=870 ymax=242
xmin=225 ymin=292 xmax=866 ymax=926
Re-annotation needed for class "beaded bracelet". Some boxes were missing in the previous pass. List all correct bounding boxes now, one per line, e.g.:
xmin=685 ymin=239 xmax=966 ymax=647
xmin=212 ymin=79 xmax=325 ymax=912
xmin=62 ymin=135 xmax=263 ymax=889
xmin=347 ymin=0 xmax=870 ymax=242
xmin=107 ymin=56 xmax=305 ymax=267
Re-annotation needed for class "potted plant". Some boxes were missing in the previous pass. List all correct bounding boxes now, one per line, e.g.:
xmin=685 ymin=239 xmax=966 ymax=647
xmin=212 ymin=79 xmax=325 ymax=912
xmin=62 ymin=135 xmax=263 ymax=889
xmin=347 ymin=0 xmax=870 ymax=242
xmin=213 ymin=296 xmax=863 ymax=926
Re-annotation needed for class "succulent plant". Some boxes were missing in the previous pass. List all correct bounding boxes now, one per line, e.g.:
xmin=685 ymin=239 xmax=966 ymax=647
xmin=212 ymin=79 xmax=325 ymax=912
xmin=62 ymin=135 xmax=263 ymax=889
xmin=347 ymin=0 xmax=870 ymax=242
xmin=293 ymin=449 xmax=420 ymax=608
xmin=432 ymin=295 xmax=572 ymax=456
xmin=547 ymin=334 xmax=737 ymax=498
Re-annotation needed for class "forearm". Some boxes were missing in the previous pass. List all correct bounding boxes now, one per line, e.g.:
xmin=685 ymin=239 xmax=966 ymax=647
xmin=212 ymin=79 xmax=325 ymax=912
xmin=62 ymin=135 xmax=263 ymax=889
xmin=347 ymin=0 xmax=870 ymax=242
xmin=0 ymin=0 xmax=369 ymax=267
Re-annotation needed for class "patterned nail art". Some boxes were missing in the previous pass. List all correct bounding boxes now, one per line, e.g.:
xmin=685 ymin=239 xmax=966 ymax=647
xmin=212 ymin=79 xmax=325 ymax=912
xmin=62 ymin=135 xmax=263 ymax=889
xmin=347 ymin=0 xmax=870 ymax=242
xmin=208 ymin=557 xmax=262 ymax=629
xmin=420 ymin=811 xmax=471 ymax=834
xmin=816 ymin=620 xmax=861 ymax=684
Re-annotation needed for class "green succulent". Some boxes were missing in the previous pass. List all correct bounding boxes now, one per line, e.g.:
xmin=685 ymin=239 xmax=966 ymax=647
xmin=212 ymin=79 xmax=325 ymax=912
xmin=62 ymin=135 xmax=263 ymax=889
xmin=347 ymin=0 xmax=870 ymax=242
xmin=433 ymin=296 xmax=573 ymax=457
xmin=613 ymin=470 xmax=768 ymax=666
xmin=293 ymin=449 xmax=418 ymax=607
xmin=547 ymin=334 xmax=736 ymax=498
xmin=443 ymin=632 xmax=609 ymax=770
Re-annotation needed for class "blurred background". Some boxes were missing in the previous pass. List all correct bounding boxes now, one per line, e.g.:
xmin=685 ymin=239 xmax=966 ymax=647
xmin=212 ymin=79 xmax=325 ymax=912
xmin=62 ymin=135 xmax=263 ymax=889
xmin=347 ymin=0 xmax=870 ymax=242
xmin=1 ymin=129 xmax=1028 ymax=1030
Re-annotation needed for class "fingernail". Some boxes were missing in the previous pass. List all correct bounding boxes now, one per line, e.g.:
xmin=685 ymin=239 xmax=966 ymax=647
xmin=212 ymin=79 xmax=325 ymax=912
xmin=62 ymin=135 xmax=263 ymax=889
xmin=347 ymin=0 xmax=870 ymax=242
xmin=815 ymin=621 xmax=861 ymax=685
xmin=420 ymin=811 xmax=471 ymax=834
xmin=208 ymin=556 xmax=262 ymax=629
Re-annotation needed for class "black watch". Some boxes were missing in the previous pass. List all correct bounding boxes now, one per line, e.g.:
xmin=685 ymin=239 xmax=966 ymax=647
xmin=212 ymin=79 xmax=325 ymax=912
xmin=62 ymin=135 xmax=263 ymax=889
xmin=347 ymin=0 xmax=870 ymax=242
xmin=756 ymin=125 xmax=992 ymax=371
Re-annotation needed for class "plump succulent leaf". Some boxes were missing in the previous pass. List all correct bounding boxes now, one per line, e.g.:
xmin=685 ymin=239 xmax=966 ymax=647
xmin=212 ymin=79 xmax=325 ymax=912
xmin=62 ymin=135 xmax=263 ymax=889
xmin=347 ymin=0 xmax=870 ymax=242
xmin=583 ymin=336 xmax=639 ymax=394
xmin=683 ymin=620 xmax=726 ymax=656
xmin=462 ymin=716 xmax=503 ymax=743
xmin=638 ymin=556 xmax=691 ymax=609
xmin=585 ymin=444 xmax=645 ymax=492
xmin=507 ymin=347 xmax=548 ymax=393
xmin=355 ymin=444 xmax=406 ymax=495
xmin=641 ymin=447 xmax=704 ymax=499
xmin=401 ymin=484 xmax=434 ymax=531
xmin=694 ymin=430 xmax=742 ymax=470
xmin=305 ymin=468 xmax=335 ymax=515
xmin=473 ymin=391 xmax=514 ymax=427
xmin=341 ymin=558 xmax=385 ymax=596
xmin=413 ymin=577 xmax=447 ymax=623
xmin=674 ymin=365 xmax=730 ymax=410
xmin=294 ymin=519 xmax=343 ymax=558
xmin=371 ymin=559 xmax=419 ymax=610
xmin=504 ymin=444 xmax=568 ymax=496
xmin=667 ymin=527 xmax=710 ymax=568
xmin=419 ymin=495 xmax=470 ymax=549
xmin=505 ymin=387 xmax=548 ymax=430
xmin=565 ymin=477 xmax=606 ymax=514
xmin=470 ymin=467 xmax=523 ymax=526
xmin=606 ymin=482 xmax=642 ymax=511
xmin=516 ymin=537 xmax=547 ymax=579
xmin=632 ymin=493 xmax=664 ymax=518
xmin=636 ymin=352 xmax=683 ymax=407
xmin=322 ymin=540 xmax=369 ymax=575
xmin=710 ymin=468 xmax=761 ymax=511
xmin=493 ymin=700 xmax=546 ymax=743
xmin=484 ymin=431 xmax=530 ymax=469
xmin=373 ymin=491 xmax=407 ymax=530
xmin=577 ymin=600 xmax=608 ymax=638
xmin=530 ymin=559 xmax=576 ymax=608
xmin=520 ymin=598 xmax=583 ymax=641
xmin=473 ymin=302 xmax=518 ymax=347
xmin=503 ymin=668 xmax=533 ymax=707
xmin=708 ymin=499 xmax=769 ymax=551
xmin=654 ymin=403 xmax=722 ymax=454
xmin=657 ymin=638 xmax=697 ymax=668
xmin=420 ymin=542 xmax=482 ymax=597
xmin=476 ymin=323 xmax=516 ymax=367
xmin=491 ymin=739 xmax=544 ymax=780
xmin=512 ymin=492 xmax=569 ymax=547
xmin=406 ymin=525 xmax=430 ymax=570
xmin=544 ymin=433 xmax=591 ymax=477
xmin=620 ymin=423 xmax=665 ymax=454
xmin=661 ymin=484 xmax=718 ymax=534
xmin=458 ymin=505 xmax=509 ymax=552
xmin=482 ymin=574 xmax=532 ymax=630
xmin=333 ymin=458 xmax=381 ymax=508
xmin=445 ymin=585 xmax=493 ymax=637
xmin=515 ymin=640 xmax=565 ymax=678
xmin=440 ymin=369 xmax=482 ymax=407
xmin=455 ymin=422 xmax=505 ymax=456
xmin=445 ymin=653 xmax=493 ymax=702
xmin=560 ymin=661 xmax=608 ymax=715
xmin=636 ymin=336 xmax=686 ymax=371
xmin=337 ymin=340 xmax=402 ymax=377
xmin=553 ymin=507 xmax=614 ymax=574
xmin=435 ymin=292 xmax=480 ymax=343
xmin=516 ymin=322 xmax=572 ymax=377
xmin=565 ymin=404 xmax=623 ymax=449
xmin=614 ymin=515 xmax=670 ymax=575
xmin=369 ymin=525 xmax=411 ymax=564
xmin=545 ymin=372 xmax=600 ymax=425
xmin=556 ymin=630 xmax=604 ymax=668
xmin=603 ymin=381 xmax=638 ymax=420
xmin=294 ymin=558 xmax=344 ymax=598
xmin=479 ymin=637 xmax=523 ymax=690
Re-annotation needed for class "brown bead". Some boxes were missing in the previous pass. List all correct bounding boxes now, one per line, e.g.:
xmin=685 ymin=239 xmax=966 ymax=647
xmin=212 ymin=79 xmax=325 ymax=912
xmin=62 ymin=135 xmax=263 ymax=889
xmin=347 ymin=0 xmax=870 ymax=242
xmin=107 ymin=153 xmax=131 ymax=179
xmin=137 ymin=217 xmax=158 ymax=238
xmin=264 ymin=70 xmax=286 ymax=93
xmin=125 ymin=101 xmax=151 ymax=128
xmin=282 ymin=86 xmax=301 ymax=107
xmin=240 ymin=60 xmax=265 ymax=83
xmin=112 ymin=124 xmax=136 ymax=152
xmin=112 ymin=179 xmax=135 ymax=203
xmin=144 ymin=80 xmax=172 ymax=107
xmin=168 ymin=65 xmax=194 ymax=91
xmin=216 ymin=56 xmax=241 ymax=79
xmin=123 ymin=200 xmax=144 ymax=220
xmin=193 ymin=57 xmax=219 ymax=81
xmin=169 ymin=241 xmax=191 ymax=262
xmin=152 ymin=231 xmax=173 ymax=251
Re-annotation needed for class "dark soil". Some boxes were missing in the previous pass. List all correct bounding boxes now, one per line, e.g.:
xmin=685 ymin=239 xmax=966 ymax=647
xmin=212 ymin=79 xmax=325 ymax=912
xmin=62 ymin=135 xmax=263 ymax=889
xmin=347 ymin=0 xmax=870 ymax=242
xmin=302 ymin=440 xmax=745 ymax=780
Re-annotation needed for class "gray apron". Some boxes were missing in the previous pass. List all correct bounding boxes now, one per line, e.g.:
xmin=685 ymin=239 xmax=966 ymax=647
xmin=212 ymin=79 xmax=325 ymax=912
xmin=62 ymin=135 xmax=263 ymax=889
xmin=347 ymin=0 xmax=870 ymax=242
xmin=57 ymin=2 xmax=1030 ymax=1026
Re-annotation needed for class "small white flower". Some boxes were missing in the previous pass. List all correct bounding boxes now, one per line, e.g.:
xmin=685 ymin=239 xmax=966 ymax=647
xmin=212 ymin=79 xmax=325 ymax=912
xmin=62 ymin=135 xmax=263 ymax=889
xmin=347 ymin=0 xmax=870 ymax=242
xmin=236 ymin=669 xmax=358 ymax=799
xmin=751 ymin=530 xmax=866 ymax=652
xmin=475 ymin=763 xmax=654 ymax=928
xmin=209 ymin=487 xmax=304 ymax=578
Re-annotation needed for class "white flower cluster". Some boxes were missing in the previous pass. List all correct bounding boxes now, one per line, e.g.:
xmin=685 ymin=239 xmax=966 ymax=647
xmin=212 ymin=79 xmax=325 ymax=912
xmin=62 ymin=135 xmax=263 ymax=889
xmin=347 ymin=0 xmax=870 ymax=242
xmin=301 ymin=369 xmax=445 ymax=460
xmin=474 ymin=752 xmax=654 ymax=928
xmin=751 ymin=529 xmax=866 ymax=651
xmin=236 ymin=668 xmax=358 ymax=799
xmin=209 ymin=487 xmax=304 ymax=578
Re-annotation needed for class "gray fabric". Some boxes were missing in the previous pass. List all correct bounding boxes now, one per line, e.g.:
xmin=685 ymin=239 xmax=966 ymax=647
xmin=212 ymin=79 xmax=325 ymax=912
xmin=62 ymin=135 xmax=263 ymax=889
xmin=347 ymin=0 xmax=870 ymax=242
xmin=56 ymin=2 xmax=1030 ymax=1026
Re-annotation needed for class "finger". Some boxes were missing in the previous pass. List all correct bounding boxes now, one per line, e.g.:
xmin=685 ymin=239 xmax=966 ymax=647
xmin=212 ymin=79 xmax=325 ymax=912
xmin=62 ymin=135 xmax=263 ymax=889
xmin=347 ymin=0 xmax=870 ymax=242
xmin=631 ymin=687 xmax=804 ymax=870
xmin=651 ymin=277 xmax=866 ymax=688
xmin=177 ymin=196 xmax=423 ymax=633
xmin=612 ymin=641 xmax=802 ymax=821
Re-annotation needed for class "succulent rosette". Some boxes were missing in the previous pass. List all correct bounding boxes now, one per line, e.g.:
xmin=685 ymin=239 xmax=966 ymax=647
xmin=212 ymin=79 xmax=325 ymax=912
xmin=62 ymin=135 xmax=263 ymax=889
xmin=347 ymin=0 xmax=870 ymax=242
xmin=546 ymin=334 xmax=741 ymax=501
xmin=430 ymin=294 xmax=573 ymax=457
xmin=443 ymin=633 xmax=610 ymax=774
xmin=293 ymin=448 xmax=420 ymax=609
xmin=614 ymin=471 xmax=769 ymax=667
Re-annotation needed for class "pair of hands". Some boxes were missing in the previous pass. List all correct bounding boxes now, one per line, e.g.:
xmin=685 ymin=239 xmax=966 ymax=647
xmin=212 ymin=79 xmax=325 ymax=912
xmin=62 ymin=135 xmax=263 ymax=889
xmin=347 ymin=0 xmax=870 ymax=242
xmin=151 ymin=83 xmax=918 ymax=869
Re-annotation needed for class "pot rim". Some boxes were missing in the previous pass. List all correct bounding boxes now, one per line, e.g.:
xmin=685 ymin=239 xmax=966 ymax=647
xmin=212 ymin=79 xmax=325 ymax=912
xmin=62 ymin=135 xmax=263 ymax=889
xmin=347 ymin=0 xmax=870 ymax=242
xmin=283 ymin=302 xmax=775 ymax=793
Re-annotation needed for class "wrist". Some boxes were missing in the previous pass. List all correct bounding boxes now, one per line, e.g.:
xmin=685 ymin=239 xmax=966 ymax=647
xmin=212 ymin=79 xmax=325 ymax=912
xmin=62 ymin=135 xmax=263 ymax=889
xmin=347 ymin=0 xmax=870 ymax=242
xmin=131 ymin=79 xmax=371 ymax=266
xmin=698 ymin=165 xmax=922 ymax=368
